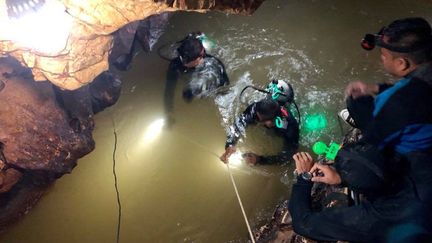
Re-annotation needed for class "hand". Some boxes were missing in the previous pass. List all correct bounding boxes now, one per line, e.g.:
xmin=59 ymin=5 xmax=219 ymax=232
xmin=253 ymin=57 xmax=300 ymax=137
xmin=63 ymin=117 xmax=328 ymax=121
xmin=292 ymin=152 xmax=314 ymax=174
xmin=242 ymin=152 xmax=261 ymax=166
xmin=345 ymin=81 xmax=368 ymax=99
xmin=309 ymin=163 xmax=341 ymax=185
xmin=344 ymin=81 xmax=379 ymax=99
xmin=220 ymin=146 xmax=236 ymax=163
xmin=182 ymin=88 xmax=194 ymax=103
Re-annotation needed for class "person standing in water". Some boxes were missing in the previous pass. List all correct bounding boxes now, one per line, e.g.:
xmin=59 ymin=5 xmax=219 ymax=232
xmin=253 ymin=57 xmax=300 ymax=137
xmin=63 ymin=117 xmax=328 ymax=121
xmin=164 ymin=32 xmax=230 ymax=126
xmin=220 ymin=82 xmax=299 ymax=165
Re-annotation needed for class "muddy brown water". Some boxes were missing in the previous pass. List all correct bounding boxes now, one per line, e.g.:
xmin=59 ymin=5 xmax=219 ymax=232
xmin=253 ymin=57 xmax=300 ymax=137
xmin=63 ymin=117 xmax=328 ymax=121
xmin=1 ymin=0 xmax=431 ymax=242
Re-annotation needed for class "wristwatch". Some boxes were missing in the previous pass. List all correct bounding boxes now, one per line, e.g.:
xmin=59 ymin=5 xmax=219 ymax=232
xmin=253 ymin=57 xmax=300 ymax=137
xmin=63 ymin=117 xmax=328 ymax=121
xmin=301 ymin=172 xmax=313 ymax=181
xmin=293 ymin=169 xmax=313 ymax=181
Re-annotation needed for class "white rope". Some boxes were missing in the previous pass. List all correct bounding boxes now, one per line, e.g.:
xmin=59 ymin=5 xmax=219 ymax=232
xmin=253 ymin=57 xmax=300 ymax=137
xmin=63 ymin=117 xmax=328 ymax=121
xmin=226 ymin=164 xmax=256 ymax=243
xmin=173 ymin=130 xmax=256 ymax=242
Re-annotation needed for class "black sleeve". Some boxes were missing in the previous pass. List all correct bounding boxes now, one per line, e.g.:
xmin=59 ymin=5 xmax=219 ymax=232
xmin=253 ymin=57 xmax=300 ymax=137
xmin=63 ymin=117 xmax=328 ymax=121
xmin=364 ymin=80 xmax=432 ymax=147
xmin=225 ymin=103 xmax=257 ymax=148
xmin=207 ymin=55 xmax=230 ymax=86
xmin=377 ymin=83 xmax=394 ymax=93
xmin=217 ymin=57 xmax=230 ymax=86
xmin=164 ymin=59 xmax=181 ymax=115
xmin=259 ymin=150 xmax=295 ymax=165
xmin=259 ymin=115 xmax=299 ymax=164
xmin=288 ymin=178 xmax=377 ymax=242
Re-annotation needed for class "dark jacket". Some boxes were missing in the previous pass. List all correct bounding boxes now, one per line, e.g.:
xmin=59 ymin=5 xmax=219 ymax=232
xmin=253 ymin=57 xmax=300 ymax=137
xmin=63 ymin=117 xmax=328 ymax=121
xmin=364 ymin=66 xmax=432 ymax=154
xmin=164 ymin=54 xmax=229 ymax=114
xmin=360 ymin=63 xmax=432 ymax=206
xmin=294 ymin=63 xmax=432 ymax=242
xmin=289 ymin=177 xmax=427 ymax=242
xmin=225 ymin=102 xmax=299 ymax=164
xmin=288 ymin=144 xmax=429 ymax=242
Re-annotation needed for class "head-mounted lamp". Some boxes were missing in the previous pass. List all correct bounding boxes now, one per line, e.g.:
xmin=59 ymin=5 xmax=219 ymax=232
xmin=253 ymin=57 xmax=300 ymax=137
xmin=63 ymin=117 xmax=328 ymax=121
xmin=361 ymin=27 xmax=395 ymax=51
xmin=361 ymin=27 xmax=432 ymax=53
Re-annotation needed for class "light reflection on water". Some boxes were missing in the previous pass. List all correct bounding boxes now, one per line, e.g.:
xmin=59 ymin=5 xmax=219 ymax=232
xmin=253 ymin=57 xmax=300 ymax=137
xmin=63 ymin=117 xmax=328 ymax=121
xmin=142 ymin=118 xmax=165 ymax=143
xmin=1 ymin=0 xmax=431 ymax=242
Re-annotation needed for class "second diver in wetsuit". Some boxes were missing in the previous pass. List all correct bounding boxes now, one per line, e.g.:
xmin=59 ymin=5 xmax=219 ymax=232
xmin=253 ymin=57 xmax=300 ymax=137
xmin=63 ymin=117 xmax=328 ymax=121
xmin=220 ymin=80 xmax=300 ymax=165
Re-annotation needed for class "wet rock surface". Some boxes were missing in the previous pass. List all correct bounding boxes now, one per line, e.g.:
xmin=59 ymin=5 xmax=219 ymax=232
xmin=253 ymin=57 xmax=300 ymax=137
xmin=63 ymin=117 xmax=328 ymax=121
xmin=110 ymin=13 xmax=172 ymax=71
xmin=0 ymin=57 xmax=121 ymax=231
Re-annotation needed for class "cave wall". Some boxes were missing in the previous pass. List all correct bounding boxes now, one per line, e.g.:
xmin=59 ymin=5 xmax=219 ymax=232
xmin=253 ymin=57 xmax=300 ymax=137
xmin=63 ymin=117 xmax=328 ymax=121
xmin=0 ymin=56 xmax=121 ymax=231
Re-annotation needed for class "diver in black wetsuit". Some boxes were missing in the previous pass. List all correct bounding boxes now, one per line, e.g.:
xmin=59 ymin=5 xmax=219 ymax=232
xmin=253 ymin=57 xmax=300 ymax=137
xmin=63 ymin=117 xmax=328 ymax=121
xmin=220 ymin=80 xmax=300 ymax=165
xmin=164 ymin=32 xmax=229 ymax=125
xmin=220 ymin=98 xmax=299 ymax=165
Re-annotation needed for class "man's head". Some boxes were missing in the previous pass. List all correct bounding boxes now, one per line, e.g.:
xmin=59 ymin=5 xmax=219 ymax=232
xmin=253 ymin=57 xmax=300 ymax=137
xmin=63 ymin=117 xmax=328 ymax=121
xmin=363 ymin=17 xmax=432 ymax=77
xmin=177 ymin=35 xmax=205 ymax=68
xmin=256 ymin=99 xmax=280 ymax=128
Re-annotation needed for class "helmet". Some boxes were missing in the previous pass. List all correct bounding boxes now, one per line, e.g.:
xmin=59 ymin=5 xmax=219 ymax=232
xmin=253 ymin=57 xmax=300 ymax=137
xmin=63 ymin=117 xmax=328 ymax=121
xmin=266 ymin=80 xmax=294 ymax=106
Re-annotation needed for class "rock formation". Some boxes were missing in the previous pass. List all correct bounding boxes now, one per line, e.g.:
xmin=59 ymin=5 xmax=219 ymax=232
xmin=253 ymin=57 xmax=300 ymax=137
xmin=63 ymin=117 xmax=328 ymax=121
xmin=0 ymin=0 xmax=265 ymax=90
xmin=0 ymin=56 xmax=121 ymax=231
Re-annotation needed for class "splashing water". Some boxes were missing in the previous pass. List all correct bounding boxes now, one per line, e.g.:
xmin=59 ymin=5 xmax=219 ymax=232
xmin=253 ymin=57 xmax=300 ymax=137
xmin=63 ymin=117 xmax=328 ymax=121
xmin=210 ymin=26 xmax=344 ymax=156
xmin=214 ymin=72 xmax=265 ymax=129
xmin=214 ymin=26 xmax=323 ymax=82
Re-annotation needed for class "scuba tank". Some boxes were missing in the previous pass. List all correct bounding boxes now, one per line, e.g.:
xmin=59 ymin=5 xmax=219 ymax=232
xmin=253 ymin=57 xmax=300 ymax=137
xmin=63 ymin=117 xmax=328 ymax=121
xmin=265 ymin=79 xmax=294 ymax=107
xmin=240 ymin=79 xmax=294 ymax=107
xmin=266 ymin=80 xmax=297 ymax=128
xmin=239 ymin=79 xmax=301 ymax=127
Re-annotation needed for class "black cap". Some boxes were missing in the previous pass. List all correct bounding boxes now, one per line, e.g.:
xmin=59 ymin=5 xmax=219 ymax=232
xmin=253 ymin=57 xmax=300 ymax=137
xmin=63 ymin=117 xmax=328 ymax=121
xmin=177 ymin=36 xmax=204 ymax=64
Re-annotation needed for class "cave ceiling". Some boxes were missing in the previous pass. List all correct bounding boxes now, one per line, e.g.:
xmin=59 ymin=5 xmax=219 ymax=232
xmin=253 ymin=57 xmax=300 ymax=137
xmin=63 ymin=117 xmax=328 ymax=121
xmin=0 ymin=0 xmax=264 ymax=90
